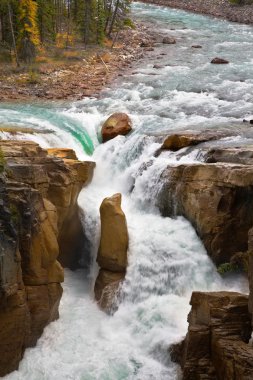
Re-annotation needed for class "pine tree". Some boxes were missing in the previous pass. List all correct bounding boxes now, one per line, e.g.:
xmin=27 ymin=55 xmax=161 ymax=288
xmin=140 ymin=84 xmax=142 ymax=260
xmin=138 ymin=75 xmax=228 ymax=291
xmin=96 ymin=0 xmax=105 ymax=44
xmin=37 ymin=0 xmax=56 ymax=43
xmin=18 ymin=0 xmax=40 ymax=63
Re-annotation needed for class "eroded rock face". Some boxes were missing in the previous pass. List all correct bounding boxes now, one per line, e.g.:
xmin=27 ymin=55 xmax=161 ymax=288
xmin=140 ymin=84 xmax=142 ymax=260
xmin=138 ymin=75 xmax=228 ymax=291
xmin=94 ymin=270 xmax=125 ymax=313
xmin=97 ymin=193 xmax=128 ymax=272
xmin=159 ymin=163 xmax=253 ymax=265
xmin=0 ymin=141 xmax=94 ymax=376
xmin=205 ymin=146 xmax=253 ymax=165
xmin=95 ymin=193 xmax=128 ymax=312
xmin=173 ymin=291 xmax=253 ymax=380
xmin=247 ymin=228 xmax=253 ymax=330
xmin=101 ymin=113 xmax=132 ymax=142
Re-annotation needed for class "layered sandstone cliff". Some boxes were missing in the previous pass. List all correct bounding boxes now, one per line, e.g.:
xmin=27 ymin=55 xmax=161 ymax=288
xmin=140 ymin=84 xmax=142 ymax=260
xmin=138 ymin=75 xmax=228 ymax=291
xmin=0 ymin=140 xmax=94 ymax=376
xmin=157 ymin=131 xmax=253 ymax=378
xmin=158 ymin=132 xmax=253 ymax=266
xmin=172 ymin=292 xmax=253 ymax=380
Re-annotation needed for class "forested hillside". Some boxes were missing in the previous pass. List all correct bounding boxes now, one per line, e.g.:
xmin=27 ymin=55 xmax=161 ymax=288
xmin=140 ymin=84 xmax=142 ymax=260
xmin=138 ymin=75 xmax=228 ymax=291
xmin=0 ymin=0 xmax=132 ymax=65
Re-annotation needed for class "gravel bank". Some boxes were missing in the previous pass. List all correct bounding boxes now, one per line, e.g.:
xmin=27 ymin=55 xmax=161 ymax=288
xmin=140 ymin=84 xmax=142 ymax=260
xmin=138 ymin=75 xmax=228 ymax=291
xmin=140 ymin=0 xmax=253 ymax=24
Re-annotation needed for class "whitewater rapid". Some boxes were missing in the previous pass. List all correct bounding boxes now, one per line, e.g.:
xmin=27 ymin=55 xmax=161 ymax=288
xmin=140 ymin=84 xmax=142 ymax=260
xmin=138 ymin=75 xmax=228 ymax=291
xmin=2 ymin=2 xmax=253 ymax=379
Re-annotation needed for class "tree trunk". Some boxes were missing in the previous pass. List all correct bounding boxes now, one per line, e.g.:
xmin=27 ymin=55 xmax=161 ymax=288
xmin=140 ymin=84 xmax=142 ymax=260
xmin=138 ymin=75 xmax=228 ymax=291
xmin=7 ymin=2 xmax=19 ymax=67
xmin=108 ymin=0 xmax=120 ymax=37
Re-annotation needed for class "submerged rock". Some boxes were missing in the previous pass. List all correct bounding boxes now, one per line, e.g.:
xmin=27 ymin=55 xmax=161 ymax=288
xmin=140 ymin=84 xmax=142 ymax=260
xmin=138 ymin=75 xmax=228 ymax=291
xmin=101 ymin=113 xmax=132 ymax=142
xmin=174 ymin=291 xmax=253 ymax=380
xmin=0 ymin=141 xmax=95 ymax=376
xmin=162 ymin=36 xmax=176 ymax=44
xmin=211 ymin=57 xmax=229 ymax=64
xmin=95 ymin=193 xmax=128 ymax=312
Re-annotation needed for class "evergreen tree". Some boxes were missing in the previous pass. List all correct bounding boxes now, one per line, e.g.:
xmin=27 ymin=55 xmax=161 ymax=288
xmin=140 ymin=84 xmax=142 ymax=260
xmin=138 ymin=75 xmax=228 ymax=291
xmin=96 ymin=0 xmax=105 ymax=44
xmin=37 ymin=0 xmax=56 ymax=43
xmin=0 ymin=0 xmax=133 ymax=62
xmin=18 ymin=0 xmax=40 ymax=63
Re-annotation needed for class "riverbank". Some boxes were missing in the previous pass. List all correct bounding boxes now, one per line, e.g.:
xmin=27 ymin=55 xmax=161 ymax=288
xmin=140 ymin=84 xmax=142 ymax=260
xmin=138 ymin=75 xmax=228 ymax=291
xmin=0 ymin=23 xmax=155 ymax=103
xmin=140 ymin=0 xmax=253 ymax=24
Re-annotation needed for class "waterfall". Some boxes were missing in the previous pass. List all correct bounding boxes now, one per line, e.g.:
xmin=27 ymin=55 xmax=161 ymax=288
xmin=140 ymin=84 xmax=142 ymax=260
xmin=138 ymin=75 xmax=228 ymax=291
xmin=2 ymin=1 xmax=253 ymax=378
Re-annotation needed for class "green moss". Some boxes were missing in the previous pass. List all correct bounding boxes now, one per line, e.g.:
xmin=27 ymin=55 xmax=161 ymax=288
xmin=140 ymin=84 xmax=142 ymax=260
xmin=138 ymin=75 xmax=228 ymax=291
xmin=0 ymin=148 xmax=6 ymax=173
xmin=217 ymin=262 xmax=240 ymax=275
xmin=9 ymin=204 xmax=20 ymax=224
xmin=218 ymin=252 xmax=249 ymax=275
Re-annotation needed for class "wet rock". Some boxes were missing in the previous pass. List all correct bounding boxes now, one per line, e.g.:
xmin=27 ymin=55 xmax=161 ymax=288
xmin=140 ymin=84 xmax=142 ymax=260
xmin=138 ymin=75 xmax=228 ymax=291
xmin=161 ymin=130 xmax=232 ymax=151
xmin=211 ymin=57 xmax=229 ymax=64
xmin=162 ymin=36 xmax=176 ymax=44
xmin=192 ymin=44 xmax=202 ymax=48
xmin=94 ymin=270 xmax=124 ymax=314
xmin=153 ymin=64 xmax=164 ymax=69
xmin=176 ymin=291 xmax=253 ymax=380
xmin=159 ymin=163 xmax=253 ymax=265
xmin=205 ymin=146 xmax=253 ymax=165
xmin=95 ymin=193 xmax=128 ymax=312
xmin=101 ymin=113 xmax=132 ymax=143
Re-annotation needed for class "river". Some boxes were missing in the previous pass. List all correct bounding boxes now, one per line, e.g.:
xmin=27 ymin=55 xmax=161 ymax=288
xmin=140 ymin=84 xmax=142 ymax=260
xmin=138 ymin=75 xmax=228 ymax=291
xmin=1 ymin=2 xmax=253 ymax=379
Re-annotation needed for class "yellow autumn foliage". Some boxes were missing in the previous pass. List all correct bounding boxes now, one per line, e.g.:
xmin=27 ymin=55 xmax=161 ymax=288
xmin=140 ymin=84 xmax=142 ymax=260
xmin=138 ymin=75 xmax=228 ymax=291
xmin=18 ymin=0 xmax=40 ymax=46
xmin=56 ymin=33 xmax=75 ymax=49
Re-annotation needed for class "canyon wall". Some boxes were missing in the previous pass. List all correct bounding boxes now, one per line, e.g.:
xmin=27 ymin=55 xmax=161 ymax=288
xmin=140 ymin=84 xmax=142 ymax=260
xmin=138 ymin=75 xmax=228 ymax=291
xmin=172 ymin=292 xmax=253 ymax=380
xmin=0 ymin=140 xmax=94 ymax=376
xmin=157 ymin=131 xmax=253 ymax=378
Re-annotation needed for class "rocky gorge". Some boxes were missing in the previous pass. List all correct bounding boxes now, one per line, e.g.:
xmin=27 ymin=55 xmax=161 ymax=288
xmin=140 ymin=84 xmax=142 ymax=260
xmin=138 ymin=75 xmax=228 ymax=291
xmin=1 ymin=1 xmax=253 ymax=379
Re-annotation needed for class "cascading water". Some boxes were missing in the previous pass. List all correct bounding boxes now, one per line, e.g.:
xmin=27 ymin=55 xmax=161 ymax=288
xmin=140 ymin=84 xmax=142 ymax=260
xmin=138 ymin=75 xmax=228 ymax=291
xmin=1 ymin=2 xmax=253 ymax=379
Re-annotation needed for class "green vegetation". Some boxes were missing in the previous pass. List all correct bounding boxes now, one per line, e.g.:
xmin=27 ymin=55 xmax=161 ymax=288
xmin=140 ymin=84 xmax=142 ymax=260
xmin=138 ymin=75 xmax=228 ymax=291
xmin=0 ymin=0 xmax=132 ymax=66
xmin=217 ymin=251 xmax=249 ymax=275
xmin=217 ymin=262 xmax=240 ymax=275
xmin=0 ymin=148 xmax=6 ymax=174
xmin=9 ymin=203 xmax=20 ymax=224
xmin=229 ymin=0 xmax=253 ymax=4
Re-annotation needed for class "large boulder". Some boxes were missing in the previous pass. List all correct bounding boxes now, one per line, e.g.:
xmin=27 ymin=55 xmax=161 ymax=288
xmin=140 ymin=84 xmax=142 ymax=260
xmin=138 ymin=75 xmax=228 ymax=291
xmin=173 ymin=291 xmax=253 ymax=380
xmin=95 ymin=193 xmax=128 ymax=312
xmin=101 ymin=113 xmax=132 ymax=142
xmin=97 ymin=193 xmax=128 ymax=272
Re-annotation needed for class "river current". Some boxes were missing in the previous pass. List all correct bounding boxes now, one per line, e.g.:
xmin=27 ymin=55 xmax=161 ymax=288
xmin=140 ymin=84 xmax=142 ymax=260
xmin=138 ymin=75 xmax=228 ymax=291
xmin=1 ymin=2 xmax=253 ymax=379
